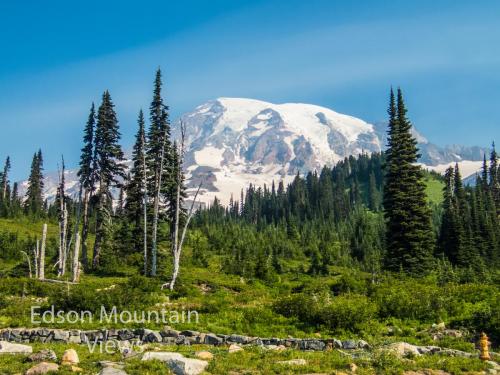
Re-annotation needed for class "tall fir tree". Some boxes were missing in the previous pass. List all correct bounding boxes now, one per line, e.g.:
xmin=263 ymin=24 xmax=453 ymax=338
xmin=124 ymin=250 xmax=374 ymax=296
xmin=92 ymin=91 xmax=125 ymax=267
xmin=77 ymin=103 xmax=96 ymax=270
xmin=383 ymin=88 xmax=434 ymax=275
xmin=124 ymin=110 xmax=148 ymax=257
xmin=146 ymin=68 xmax=172 ymax=276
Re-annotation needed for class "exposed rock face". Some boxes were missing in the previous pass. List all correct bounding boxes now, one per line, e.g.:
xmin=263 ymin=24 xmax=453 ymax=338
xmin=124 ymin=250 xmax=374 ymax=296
xmin=277 ymin=359 xmax=307 ymax=366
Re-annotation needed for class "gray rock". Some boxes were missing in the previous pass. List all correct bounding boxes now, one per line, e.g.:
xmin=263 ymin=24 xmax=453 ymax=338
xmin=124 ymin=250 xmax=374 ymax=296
xmin=161 ymin=326 xmax=180 ymax=338
xmin=229 ymin=334 xmax=250 ymax=344
xmin=180 ymin=330 xmax=199 ymax=337
xmin=99 ymin=368 xmax=128 ymax=375
xmin=142 ymin=352 xmax=185 ymax=362
xmin=28 ymin=349 xmax=57 ymax=362
xmin=0 ymin=341 xmax=33 ymax=354
xmin=357 ymin=340 xmax=370 ymax=349
xmin=52 ymin=329 xmax=69 ymax=342
xmin=300 ymin=340 xmax=326 ymax=351
xmin=168 ymin=358 xmax=209 ymax=375
xmin=204 ymin=333 xmax=223 ymax=345
xmin=143 ymin=331 xmax=162 ymax=343
xmin=333 ymin=339 xmax=343 ymax=348
xmin=176 ymin=335 xmax=190 ymax=345
xmin=118 ymin=329 xmax=135 ymax=341
xmin=342 ymin=340 xmax=357 ymax=350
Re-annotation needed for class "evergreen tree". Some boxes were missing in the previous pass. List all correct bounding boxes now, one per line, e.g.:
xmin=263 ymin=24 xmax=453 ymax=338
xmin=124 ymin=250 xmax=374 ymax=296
xmin=77 ymin=103 xmax=96 ymax=270
xmin=92 ymin=91 xmax=125 ymax=268
xmin=124 ymin=110 xmax=148 ymax=257
xmin=383 ymin=88 xmax=434 ymax=275
xmin=1 ymin=156 xmax=11 ymax=201
xmin=24 ymin=150 xmax=44 ymax=217
xmin=146 ymin=68 xmax=171 ymax=276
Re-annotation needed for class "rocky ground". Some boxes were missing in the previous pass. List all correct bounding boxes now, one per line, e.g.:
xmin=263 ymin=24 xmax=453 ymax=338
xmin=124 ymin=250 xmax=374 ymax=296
xmin=0 ymin=327 xmax=498 ymax=374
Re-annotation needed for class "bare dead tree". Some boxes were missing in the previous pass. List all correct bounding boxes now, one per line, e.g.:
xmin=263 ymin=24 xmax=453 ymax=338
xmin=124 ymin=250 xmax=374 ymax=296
xmin=33 ymin=240 xmax=39 ymax=279
xmin=72 ymin=232 xmax=81 ymax=283
xmin=162 ymin=121 xmax=202 ymax=290
xmin=39 ymin=223 xmax=47 ymax=280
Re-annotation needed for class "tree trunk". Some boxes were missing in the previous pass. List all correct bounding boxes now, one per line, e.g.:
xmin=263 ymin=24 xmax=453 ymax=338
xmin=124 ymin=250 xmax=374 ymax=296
xmin=81 ymin=189 xmax=91 ymax=270
xmin=92 ymin=189 xmax=107 ymax=268
xmin=39 ymin=223 xmax=47 ymax=280
xmin=33 ymin=240 xmax=39 ymax=279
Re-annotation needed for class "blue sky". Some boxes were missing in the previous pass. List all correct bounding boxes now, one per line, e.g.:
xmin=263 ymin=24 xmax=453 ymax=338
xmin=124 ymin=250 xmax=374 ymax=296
xmin=1 ymin=0 xmax=499 ymax=180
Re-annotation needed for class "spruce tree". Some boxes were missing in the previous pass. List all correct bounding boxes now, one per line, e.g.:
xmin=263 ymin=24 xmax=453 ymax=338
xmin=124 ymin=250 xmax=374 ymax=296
xmin=383 ymin=88 xmax=434 ymax=275
xmin=92 ymin=91 xmax=125 ymax=267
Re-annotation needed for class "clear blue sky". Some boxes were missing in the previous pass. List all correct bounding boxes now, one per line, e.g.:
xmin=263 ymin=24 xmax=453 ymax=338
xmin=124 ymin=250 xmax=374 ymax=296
xmin=1 ymin=0 xmax=499 ymax=180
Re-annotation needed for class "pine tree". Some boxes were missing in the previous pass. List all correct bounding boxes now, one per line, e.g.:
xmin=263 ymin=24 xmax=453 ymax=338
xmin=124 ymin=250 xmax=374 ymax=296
xmin=77 ymin=103 xmax=96 ymax=270
xmin=92 ymin=91 xmax=125 ymax=267
xmin=383 ymin=88 xmax=434 ymax=275
xmin=24 ymin=150 xmax=44 ymax=217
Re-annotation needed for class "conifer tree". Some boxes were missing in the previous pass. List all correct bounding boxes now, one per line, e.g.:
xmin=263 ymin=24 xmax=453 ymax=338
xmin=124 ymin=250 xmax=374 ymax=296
xmin=24 ymin=150 xmax=44 ymax=217
xmin=146 ymin=68 xmax=171 ymax=276
xmin=124 ymin=110 xmax=148 ymax=262
xmin=383 ymin=88 xmax=434 ymax=275
xmin=77 ymin=103 xmax=96 ymax=270
xmin=92 ymin=91 xmax=125 ymax=267
xmin=1 ymin=156 xmax=11 ymax=201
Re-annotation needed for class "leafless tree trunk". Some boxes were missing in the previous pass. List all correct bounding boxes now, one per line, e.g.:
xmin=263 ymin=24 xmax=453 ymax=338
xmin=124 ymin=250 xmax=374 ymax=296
xmin=163 ymin=122 xmax=202 ymax=290
xmin=39 ymin=223 xmax=47 ymax=280
xmin=33 ymin=240 xmax=39 ymax=279
xmin=72 ymin=232 xmax=81 ymax=283
xmin=151 ymin=125 xmax=169 ymax=276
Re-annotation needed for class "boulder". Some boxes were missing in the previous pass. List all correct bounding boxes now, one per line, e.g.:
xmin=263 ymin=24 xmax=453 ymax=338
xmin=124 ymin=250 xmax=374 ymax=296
xmin=0 ymin=341 xmax=33 ymax=354
xmin=25 ymin=362 xmax=59 ymax=375
xmin=277 ymin=359 xmax=307 ymax=366
xmin=342 ymin=340 xmax=357 ymax=350
xmin=61 ymin=349 xmax=80 ymax=365
xmin=99 ymin=368 xmax=128 ymax=375
xmin=357 ymin=340 xmax=370 ymax=349
xmin=195 ymin=351 xmax=214 ymax=360
xmin=204 ymin=333 xmax=223 ymax=346
xmin=142 ymin=351 xmax=185 ymax=362
xmin=143 ymin=331 xmax=162 ymax=343
xmin=142 ymin=352 xmax=208 ymax=375
xmin=28 ymin=349 xmax=57 ymax=362
xmin=228 ymin=344 xmax=243 ymax=353
xmin=168 ymin=358 xmax=209 ymax=375
xmin=382 ymin=342 xmax=421 ymax=358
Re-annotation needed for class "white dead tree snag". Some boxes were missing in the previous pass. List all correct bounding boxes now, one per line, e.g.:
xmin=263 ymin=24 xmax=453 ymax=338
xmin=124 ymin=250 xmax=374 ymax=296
xmin=33 ymin=240 xmax=39 ymax=279
xmin=72 ymin=232 xmax=81 ymax=283
xmin=39 ymin=223 xmax=47 ymax=280
xmin=162 ymin=121 xmax=202 ymax=291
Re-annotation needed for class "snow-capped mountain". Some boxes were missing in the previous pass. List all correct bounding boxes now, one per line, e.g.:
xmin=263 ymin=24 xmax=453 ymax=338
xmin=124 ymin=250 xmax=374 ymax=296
xmin=18 ymin=97 xmax=487 ymax=205
xmin=179 ymin=98 xmax=381 ymax=204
